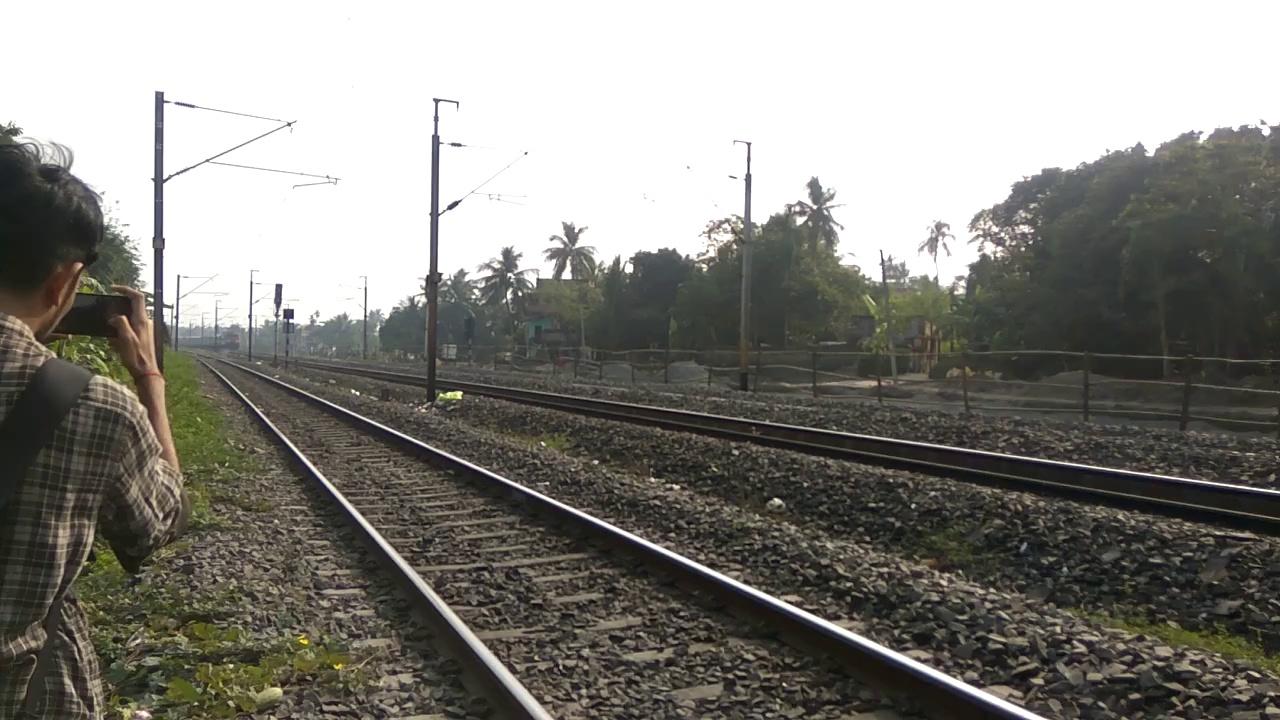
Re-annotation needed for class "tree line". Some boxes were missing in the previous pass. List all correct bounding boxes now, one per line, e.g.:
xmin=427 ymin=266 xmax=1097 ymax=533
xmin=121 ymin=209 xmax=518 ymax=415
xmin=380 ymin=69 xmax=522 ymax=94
xmin=378 ymin=124 xmax=1280 ymax=378
xmin=14 ymin=117 xmax=1278 ymax=372
xmin=964 ymin=124 xmax=1280 ymax=367
xmin=378 ymin=176 xmax=959 ymax=357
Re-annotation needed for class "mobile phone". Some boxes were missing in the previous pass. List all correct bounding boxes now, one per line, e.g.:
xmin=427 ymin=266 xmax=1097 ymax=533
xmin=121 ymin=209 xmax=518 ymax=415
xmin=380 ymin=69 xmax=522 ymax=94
xmin=54 ymin=293 xmax=133 ymax=338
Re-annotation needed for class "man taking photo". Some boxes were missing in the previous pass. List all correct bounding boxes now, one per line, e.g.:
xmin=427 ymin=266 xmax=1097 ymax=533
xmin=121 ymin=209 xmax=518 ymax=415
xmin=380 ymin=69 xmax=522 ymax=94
xmin=0 ymin=141 xmax=189 ymax=718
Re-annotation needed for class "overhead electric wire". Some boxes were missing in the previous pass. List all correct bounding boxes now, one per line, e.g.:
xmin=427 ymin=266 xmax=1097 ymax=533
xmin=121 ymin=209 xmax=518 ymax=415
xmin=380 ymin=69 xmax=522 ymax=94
xmin=440 ymin=151 xmax=530 ymax=215
xmin=167 ymin=101 xmax=287 ymax=124
xmin=207 ymin=161 xmax=340 ymax=183
xmin=164 ymin=122 xmax=296 ymax=183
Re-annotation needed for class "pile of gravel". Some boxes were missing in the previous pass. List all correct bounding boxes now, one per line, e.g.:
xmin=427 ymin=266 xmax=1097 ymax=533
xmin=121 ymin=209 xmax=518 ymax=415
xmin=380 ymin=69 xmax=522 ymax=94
xmin=277 ymin=364 xmax=1280 ymax=719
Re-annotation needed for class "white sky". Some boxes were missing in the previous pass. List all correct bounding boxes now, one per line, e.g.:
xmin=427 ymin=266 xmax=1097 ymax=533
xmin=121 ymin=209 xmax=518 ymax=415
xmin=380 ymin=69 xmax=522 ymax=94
xmin=6 ymin=0 xmax=1278 ymax=327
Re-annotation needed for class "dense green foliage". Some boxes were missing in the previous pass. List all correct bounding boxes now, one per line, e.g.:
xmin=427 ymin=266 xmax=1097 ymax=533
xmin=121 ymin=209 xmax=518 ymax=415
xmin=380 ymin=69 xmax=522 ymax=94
xmin=964 ymin=125 xmax=1280 ymax=361
xmin=94 ymin=217 xmax=144 ymax=288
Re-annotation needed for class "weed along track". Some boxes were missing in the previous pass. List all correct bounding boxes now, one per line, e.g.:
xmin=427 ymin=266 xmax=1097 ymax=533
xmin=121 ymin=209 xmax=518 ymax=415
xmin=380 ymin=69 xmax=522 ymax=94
xmin=206 ymin=358 xmax=1042 ymax=719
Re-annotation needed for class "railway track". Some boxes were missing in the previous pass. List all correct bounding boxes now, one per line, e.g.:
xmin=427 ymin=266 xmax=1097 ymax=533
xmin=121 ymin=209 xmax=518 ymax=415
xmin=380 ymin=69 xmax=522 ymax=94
xmin=206 ymin=358 xmax=1040 ymax=719
xmin=282 ymin=357 xmax=1280 ymax=536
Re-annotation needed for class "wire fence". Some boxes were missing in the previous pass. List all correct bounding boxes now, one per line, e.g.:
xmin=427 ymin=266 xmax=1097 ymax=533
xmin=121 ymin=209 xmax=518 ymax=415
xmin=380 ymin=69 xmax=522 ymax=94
xmin=327 ymin=344 xmax=1280 ymax=437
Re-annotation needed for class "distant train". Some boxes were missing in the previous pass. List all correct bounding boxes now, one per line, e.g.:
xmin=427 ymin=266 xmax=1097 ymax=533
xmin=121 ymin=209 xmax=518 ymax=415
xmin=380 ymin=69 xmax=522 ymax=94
xmin=176 ymin=331 xmax=240 ymax=351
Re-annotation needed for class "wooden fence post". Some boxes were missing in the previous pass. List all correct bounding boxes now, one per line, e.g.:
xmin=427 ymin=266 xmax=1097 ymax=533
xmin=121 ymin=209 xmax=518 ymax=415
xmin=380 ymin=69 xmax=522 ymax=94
xmin=573 ymin=353 xmax=579 ymax=379
xmin=811 ymin=351 xmax=818 ymax=398
xmin=663 ymin=347 xmax=671 ymax=384
xmin=1179 ymin=355 xmax=1194 ymax=431
xmin=875 ymin=353 xmax=884 ymax=404
xmin=630 ymin=354 xmax=636 ymax=385
xmin=493 ymin=346 xmax=499 ymax=370
xmin=753 ymin=347 xmax=762 ymax=392
xmin=960 ymin=351 xmax=971 ymax=414
xmin=1081 ymin=351 xmax=1091 ymax=423
xmin=599 ymin=353 xmax=605 ymax=381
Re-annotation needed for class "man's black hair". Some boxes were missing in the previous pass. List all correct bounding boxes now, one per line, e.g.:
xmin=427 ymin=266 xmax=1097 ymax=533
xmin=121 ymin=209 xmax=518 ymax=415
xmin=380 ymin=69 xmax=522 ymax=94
xmin=0 ymin=141 xmax=103 ymax=293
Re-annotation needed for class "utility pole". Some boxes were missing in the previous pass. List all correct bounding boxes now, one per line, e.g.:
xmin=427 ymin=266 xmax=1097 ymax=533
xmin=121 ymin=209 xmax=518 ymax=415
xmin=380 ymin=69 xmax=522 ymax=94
xmin=172 ymin=273 xmax=180 ymax=350
xmin=426 ymin=97 xmax=460 ymax=402
xmin=153 ymin=91 xmax=165 ymax=370
xmin=361 ymin=274 xmax=369 ymax=360
xmin=880 ymin=250 xmax=898 ymax=380
xmin=273 ymin=283 xmax=283 ymax=366
xmin=734 ymin=140 xmax=753 ymax=392
xmin=172 ymin=274 xmax=216 ymax=350
xmin=151 ymin=92 xmax=333 ymax=365
xmin=215 ymin=299 xmax=235 ymax=350
xmin=248 ymin=270 xmax=261 ymax=361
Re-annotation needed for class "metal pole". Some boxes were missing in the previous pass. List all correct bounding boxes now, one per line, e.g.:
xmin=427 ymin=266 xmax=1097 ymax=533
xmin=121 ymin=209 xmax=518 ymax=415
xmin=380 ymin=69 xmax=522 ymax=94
xmin=735 ymin=140 xmax=753 ymax=392
xmin=173 ymin=274 xmax=181 ymax=350
xmin=880 ymin=250 xmax=898 ymax=380
xmin=274 ymin=317 xmax=279 ymax=365
xmin=811 ymin=350 xmax=818 ymax=398
xmin=248 ymin=270 xmax=255 ymax=361
xmin=362 ymin=275 xmax=368 ymax=360
xmin=1180 ymin=355 xmax=1194 ymax=431
xmin=427 ymin=98 xmax=460 ymax=403
xmin=153 ymin=91 xmax=165 ymax=371
xmin=214 ymin=300 xmax=219 ymax=348
xmin=1081 ymin=351 xmax=1092 ymax=423
xmin=875 ymin=353 xmax=884 ymax=404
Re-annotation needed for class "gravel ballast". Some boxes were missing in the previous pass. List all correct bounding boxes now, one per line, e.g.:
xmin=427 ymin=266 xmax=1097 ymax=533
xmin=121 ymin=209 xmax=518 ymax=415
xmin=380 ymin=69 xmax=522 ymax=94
xmin=184 ymin=364 xmax=480 ymax=719
xmin=292 ymin=361 xmax=1280 ymax=653
xmin=261 ymin=360 xmax=1280 ymax=719
xmin=422 ymin=362 xmax=1279 ymax=488
xmin=221 ymin=363 xmax=903 ymax=719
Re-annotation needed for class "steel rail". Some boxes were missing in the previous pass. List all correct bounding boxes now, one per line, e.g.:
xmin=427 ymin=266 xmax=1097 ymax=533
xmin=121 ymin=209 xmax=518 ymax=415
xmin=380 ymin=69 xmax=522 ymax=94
xmin=216 ymin=357 xmax=1042 ymax=720
xmin=288 ymin=358 xmax=1280 ymax=536
xmin=200 ymin=359 xmax=554 ymax=720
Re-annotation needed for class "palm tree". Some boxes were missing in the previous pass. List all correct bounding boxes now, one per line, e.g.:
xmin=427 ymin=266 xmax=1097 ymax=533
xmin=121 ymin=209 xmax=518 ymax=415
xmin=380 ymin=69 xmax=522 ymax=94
xmin=477 ymin=246 xmax=535 ymax=332
xmin=544 ymin=222 xmax=597 ymax=279
xmin=787 ymin=177 xmax=845 ymax=254
xmin=918 ymin=220 xmax=954 ymax=285
xmin=440 ymin=269 xmax=476 ymax=306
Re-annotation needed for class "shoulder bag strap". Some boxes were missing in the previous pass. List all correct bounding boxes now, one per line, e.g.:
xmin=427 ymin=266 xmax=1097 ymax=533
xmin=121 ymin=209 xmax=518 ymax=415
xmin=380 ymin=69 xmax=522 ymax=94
xmin=0 ymin=358 xmax=94 ymax=716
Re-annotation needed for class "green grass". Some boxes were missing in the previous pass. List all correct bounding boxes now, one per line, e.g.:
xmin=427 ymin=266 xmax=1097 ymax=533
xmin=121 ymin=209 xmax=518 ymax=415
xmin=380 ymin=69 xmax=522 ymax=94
xmin=79 ymin=353 xmax=365 ymax=719
xmin=912 ymin=525 xmax=999 ymax=573
xmin=1081 ymin=610 xmax=1280 ymax=676
xmin=535 ymin=432 xmax=574 ymax=452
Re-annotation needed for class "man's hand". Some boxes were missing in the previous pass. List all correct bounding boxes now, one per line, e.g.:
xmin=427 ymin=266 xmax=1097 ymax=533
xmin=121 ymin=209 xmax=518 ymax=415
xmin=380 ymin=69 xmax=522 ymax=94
xmin=108 ymin=285 xmax=180 ymax=472
xmin=108 ymin=285 xmax=160 ymax=380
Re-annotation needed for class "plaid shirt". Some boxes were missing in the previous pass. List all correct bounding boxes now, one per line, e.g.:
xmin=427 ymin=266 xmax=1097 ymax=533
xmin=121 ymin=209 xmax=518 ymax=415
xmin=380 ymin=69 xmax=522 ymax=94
xmin=0 ymin=313 xmax=185 ymax=719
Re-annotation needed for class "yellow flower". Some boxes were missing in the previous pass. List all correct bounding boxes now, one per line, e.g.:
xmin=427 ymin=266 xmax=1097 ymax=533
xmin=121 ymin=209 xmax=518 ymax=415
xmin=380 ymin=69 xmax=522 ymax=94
xmin=332 ymin=662 xmax=345 ymax=670
xmin=296 ymin=635 xmax=309 ymax=646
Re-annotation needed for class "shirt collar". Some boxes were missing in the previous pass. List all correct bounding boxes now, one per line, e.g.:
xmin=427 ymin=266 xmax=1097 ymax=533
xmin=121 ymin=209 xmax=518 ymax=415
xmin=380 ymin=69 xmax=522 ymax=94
xmin=0 ymin=311 xmax=49 ymax=355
